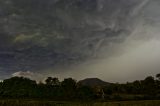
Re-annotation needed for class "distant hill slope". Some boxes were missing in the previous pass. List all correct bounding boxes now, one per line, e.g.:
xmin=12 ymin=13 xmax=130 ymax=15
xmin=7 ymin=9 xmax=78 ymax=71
xmin=78 ymin=78 xmax=111 ymax=87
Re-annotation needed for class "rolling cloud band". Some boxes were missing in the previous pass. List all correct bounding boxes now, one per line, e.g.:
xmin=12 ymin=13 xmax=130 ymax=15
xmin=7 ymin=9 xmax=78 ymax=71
xmin=0 ymin=0 xmax=160 ymax=82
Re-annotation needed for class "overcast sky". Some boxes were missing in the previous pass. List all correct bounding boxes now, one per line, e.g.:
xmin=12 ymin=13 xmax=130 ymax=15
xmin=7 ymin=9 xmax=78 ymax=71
xmin=0 ymin=0 xmax=160 ymax=82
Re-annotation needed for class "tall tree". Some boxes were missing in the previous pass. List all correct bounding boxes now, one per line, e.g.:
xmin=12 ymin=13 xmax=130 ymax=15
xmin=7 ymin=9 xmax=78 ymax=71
xmin=45 ymin=77 xmax=60 ymax=86
xmin=61 ymin=78 xmax=77 ymax=99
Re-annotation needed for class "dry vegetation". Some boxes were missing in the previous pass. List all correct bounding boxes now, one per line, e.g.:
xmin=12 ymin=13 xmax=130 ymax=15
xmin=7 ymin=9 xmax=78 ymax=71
xmin=0 ymin=100 xmax=160 ymax=106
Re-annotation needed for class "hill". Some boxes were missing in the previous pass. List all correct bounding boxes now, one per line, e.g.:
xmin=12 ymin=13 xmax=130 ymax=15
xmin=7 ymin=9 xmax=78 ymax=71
xmin=78 ymin=78 xmax=111 ymax=87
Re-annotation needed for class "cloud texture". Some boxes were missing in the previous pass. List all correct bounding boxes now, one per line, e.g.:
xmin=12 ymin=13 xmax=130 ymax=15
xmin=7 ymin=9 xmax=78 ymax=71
xmin=0 ymin=0 xmax=160 ymax=82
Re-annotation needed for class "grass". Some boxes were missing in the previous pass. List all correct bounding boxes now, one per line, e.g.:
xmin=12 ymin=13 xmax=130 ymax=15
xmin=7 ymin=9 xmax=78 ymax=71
xmin=0 ymin=100 xmax=160 ymax=106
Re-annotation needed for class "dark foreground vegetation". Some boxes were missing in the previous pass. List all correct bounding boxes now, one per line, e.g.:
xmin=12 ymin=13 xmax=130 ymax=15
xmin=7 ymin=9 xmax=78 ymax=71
xmin=0 ymin=100 xmax=160 ymax=106
xmin=0 ymin=73 xmax=160 ymax=101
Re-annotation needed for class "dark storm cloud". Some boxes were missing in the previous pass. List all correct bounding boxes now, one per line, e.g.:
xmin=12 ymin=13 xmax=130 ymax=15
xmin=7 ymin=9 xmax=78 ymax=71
xmin=0 ymin=0 xmax=160 ymax=82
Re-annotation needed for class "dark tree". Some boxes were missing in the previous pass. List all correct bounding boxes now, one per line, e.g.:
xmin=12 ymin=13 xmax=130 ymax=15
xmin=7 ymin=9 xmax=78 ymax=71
xmin=45 ymin=77 xmax=60 ymax=86
xmin=77 ymin=86 xmax=95 ymax=100
xmin=1 ymin=77 xmax=37 ymax=97
xmin=156 ymin=73 xmax=160 ymax=81
xmin=141 ymin=76 xmax=155 ymax=95
xmin=61 ymin=78 xmax=77 ymax=99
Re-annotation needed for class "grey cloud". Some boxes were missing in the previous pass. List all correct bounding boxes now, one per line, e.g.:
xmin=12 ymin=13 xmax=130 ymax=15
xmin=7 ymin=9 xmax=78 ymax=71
xmin=0 ymin=0 xmax=160 ymax=82
xmin=12 ymin=71 xmax=43 ymax=81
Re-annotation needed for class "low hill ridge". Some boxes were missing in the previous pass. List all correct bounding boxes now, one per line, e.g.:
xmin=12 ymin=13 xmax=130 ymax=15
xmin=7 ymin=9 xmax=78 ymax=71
xmin=78 ymin=78 xmax=110 ymax=87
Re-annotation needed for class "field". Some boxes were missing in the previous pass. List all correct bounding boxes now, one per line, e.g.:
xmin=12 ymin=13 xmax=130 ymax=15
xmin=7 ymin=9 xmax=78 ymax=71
xmin=0 ymin=100 xmax=160 ymax=106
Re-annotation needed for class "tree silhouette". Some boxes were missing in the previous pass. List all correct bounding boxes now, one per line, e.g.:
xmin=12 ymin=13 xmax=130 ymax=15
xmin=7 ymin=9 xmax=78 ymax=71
xmin=1 ymin=77 xmax=37 ymax=97
xmin=61 ymin=78 xmax=77 ymax=99
xmin=45 ymin=77 xmax=60 ymax=86
xmin=156 ymin=73 xmax=160 ymax=81
xmin=0 ymin=74 xmax=160 ymax=100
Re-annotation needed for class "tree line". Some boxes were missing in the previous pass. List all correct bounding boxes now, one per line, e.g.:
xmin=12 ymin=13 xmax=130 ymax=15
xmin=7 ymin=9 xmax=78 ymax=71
xmin=0 ymin=74 xmax=160 ymax=101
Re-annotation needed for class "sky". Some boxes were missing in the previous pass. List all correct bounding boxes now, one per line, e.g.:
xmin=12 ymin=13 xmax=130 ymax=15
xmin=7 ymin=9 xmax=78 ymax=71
xmin=0 ymin=0 xmax=160 ymax=82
